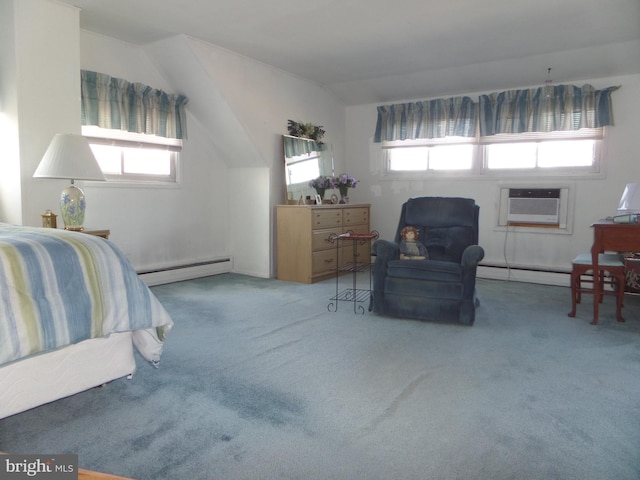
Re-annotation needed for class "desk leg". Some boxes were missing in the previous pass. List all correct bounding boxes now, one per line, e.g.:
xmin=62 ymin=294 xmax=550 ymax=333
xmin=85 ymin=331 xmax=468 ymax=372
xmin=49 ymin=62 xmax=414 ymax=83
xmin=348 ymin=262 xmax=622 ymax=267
xmin=591 ymin=247 xmax=600 ymax=325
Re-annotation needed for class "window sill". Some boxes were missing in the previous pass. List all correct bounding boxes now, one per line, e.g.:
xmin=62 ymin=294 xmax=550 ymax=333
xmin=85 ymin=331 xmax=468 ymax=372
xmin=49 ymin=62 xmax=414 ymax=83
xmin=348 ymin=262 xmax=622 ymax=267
xmin=83 ymin=180 xmax=181 ymax=190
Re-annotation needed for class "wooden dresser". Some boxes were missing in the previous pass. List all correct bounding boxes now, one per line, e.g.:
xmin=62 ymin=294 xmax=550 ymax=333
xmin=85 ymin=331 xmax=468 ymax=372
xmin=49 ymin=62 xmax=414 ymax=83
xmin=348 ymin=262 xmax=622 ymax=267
xmin=276 ymin=204 xmax=371 ymax=284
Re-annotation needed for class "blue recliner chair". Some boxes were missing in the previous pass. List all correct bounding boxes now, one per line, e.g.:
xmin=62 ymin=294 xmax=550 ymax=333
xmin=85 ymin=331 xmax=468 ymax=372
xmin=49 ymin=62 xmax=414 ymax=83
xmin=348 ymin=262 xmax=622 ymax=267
xmin=371 ymin=197 xmax=484 ymax=325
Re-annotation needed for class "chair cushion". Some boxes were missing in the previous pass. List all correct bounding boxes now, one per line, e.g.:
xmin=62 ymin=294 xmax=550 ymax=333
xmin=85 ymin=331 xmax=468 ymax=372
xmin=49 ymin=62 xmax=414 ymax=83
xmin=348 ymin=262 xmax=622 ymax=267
xmin=387 ymin=259 xmax=462 ymax=282
xmin=421 ymin=226 xmax=475 ymax=262
xmin=572 ymin=253 xmax=624 ymax=267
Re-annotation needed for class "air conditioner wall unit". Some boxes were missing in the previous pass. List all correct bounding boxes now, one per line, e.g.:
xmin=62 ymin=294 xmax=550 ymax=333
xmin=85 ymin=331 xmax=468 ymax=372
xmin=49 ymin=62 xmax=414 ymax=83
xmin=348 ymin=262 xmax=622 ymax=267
xmin=507 ymin=188 xmax=561 ymax=224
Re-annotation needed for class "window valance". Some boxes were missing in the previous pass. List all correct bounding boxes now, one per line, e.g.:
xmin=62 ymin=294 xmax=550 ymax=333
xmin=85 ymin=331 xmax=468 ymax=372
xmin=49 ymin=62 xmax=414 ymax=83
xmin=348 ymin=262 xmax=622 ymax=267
xmin=374 ymin=96 xmax=477 ymax=143
xmin=374 ymin=84 xmax=619 ymax=142
xmin=479 ymin=84 xmax=619 ymax=136
xmin=81 ymin=70 xmax=189 ymax=140
xmin=283 ymin=136 xmax=321 ymax=157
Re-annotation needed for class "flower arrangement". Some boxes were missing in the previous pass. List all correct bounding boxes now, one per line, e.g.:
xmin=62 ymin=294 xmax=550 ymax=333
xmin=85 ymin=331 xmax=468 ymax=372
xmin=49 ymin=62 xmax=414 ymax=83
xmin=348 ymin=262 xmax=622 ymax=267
xmin=309 ymin=175 xmax=332 ymax=190
xmin=309 ymin=175 xmax=332 ymax=198
xmin=331 ymin=173 xmax=358 ymax=190
xmin=332 ymin=173 xmax=358 ymax=203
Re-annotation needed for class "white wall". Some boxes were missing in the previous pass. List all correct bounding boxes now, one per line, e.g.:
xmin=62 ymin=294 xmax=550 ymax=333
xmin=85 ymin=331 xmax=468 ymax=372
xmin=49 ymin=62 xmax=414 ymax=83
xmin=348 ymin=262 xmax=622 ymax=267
xmin=0 ymin=0 xmax=81 ymax=226
xmin=79 ymin=31 xmax=228 ymax=272
xmin=345 ymin=74 xmax=640 ymax=281
xmin=182 ymin=37 xmax=347 ymax=277
xmin=0 ymin=2 xmax=347 ymax=279
xmin=0 ymin=0 xmax=20 ymax=224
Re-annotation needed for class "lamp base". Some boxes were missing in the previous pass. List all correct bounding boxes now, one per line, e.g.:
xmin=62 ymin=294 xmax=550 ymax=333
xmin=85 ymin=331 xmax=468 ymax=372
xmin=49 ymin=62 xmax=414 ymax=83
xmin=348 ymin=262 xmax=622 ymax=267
xmin=59 ymin=184 xmax=86 ymax=231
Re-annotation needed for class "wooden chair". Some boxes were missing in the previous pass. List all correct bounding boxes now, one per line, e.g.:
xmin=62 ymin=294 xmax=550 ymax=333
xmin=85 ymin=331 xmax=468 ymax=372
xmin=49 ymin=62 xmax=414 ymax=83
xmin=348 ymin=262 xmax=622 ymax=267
xmin=568 ymin=253 xmax=625 ymax=323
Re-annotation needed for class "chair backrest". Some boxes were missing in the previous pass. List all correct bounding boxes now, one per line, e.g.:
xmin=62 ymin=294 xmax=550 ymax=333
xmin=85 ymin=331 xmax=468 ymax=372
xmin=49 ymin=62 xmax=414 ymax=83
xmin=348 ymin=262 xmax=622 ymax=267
xmin=394 ymin=197 xmax=479 ymax=262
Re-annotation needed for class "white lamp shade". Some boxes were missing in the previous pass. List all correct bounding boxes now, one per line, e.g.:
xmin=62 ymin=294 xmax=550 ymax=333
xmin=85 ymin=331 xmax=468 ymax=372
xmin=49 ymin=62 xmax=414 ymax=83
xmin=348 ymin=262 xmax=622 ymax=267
xmin=617 ymin=183 xmax=640 ymax=215
xmin=33 ymin=133 xmax=106 ymax=181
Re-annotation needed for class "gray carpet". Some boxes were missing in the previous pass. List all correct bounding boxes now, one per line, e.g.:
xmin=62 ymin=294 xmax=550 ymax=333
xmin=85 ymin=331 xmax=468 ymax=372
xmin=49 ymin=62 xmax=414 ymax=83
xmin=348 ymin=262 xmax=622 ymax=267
xmin=1 ymin=273 xmax=639 ymax=480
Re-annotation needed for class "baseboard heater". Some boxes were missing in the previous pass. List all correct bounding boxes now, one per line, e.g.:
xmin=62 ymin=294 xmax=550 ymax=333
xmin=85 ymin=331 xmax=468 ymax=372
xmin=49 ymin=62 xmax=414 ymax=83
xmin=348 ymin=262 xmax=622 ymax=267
xmin=478 ymin=262 xmax=570 ymax=287
xmin=138 ymin=258 xmax=232 ymax=286
xmin=507 ymin=188 xmax=561 ymax=225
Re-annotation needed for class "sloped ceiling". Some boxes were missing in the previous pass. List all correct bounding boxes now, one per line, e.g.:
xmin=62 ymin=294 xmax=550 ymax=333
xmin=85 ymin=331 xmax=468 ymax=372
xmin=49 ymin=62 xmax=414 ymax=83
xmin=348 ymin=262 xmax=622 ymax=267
xmin=66 ymin=0 xmax=640 ymax=104
xmin=143 ymin=36 xmax=265 ymax=168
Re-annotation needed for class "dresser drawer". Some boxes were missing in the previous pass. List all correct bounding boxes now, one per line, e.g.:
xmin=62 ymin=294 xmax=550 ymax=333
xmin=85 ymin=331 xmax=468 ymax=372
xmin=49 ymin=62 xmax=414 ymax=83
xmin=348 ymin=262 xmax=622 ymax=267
xmin=343 ymin=207 xmax=369 ymax=226
xmin=313 ymin=209 xmax=343 ymax=229
xmin=340 ymin=223 xmax=372 ymax=264
xmin=340 ymin=244 xmax=371 ymax=266
xmin=312 ymin=228 xmax=342 ymax=251
xmin=312 ymin=249 xmax=338 ymax=275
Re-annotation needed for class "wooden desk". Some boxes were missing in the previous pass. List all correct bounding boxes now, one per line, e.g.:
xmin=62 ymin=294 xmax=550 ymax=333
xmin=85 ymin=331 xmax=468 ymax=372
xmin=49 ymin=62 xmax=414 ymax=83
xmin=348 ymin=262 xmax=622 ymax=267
xmin=591 ymin=220 xmax=640 ymax=324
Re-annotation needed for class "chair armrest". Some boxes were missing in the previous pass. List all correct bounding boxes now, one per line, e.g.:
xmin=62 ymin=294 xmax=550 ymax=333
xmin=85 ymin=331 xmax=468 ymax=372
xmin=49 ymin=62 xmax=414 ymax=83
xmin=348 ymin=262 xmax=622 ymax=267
xmin=461 ymin=245 xmax=485 ymax=268
xmin=461 ymin=245 xmax=485 ymax=302
xmin=372 ymin=239 xmax=400 ymax=260
xmin=371 ymin=240 xmax=400 ymax=312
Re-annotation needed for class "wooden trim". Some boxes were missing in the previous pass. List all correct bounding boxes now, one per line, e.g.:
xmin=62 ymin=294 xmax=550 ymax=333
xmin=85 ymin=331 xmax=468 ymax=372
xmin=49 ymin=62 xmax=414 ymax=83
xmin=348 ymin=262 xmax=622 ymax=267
xmin=78 ymin=469 xmax=134 ymax=480
xmin=1 ymin=454 xmax=132 ymax=480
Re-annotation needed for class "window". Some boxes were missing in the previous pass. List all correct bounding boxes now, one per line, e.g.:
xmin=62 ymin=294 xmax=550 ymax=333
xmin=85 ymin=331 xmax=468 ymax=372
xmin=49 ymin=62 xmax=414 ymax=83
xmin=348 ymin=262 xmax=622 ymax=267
xmin=384 ymin=137 xmax=475 ymax=173
xmin=483 ymin=130 xmax=601 ymax=173
xmin=286 ymin=152 xmax=321 ymax=185
xmin=82 ymin=126 xmax=180 ymax=183
xmin=384 ymin=128 xmax=603 ymax=176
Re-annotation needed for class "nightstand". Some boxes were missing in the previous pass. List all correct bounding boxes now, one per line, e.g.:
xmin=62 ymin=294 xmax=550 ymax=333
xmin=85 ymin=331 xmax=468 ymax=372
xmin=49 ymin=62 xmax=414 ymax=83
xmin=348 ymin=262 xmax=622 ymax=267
xmin=81 ymin=229 xmax=110 ymax=239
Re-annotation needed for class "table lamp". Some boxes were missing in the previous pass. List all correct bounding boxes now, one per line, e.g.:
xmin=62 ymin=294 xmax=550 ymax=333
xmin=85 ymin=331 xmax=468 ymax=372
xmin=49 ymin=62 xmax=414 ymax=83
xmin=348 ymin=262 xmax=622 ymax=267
xmin=33 ymin=133 xmax=106 ymax=231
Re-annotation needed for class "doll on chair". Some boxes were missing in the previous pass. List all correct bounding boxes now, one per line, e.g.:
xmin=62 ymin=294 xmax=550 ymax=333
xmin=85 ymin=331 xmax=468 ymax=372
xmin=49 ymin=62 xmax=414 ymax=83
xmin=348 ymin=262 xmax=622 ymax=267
xmin=399 ymin=226 xmax=429 ymax=260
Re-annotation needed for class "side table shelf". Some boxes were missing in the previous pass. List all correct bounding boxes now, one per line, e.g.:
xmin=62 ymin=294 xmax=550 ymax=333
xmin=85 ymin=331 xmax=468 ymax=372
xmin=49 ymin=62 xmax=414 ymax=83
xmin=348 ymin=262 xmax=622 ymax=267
xmin=327 ymin=231 xmax=379 ymax=314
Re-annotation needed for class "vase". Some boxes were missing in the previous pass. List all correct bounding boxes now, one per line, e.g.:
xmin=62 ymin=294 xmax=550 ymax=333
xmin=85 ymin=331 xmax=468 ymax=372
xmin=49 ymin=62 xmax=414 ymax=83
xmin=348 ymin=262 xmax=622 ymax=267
xmin=338 ymin=186 xmax=349 ymax=204
xmin=60 ymin=184 xmax=87 ymax=231
xmin=315 ymin=188 xmax=326 ymax=199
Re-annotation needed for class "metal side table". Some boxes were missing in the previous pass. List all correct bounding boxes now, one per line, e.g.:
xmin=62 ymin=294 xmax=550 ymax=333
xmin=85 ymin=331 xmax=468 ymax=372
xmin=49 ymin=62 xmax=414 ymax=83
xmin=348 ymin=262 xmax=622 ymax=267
xmin=327 ymin=230 xmax=378 ymax=314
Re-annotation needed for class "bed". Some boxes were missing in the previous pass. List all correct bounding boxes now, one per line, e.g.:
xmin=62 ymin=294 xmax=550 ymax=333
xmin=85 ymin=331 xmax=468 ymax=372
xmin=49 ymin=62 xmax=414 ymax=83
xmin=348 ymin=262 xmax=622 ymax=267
xmin=0 ymin=223 xmax=173 ymax=419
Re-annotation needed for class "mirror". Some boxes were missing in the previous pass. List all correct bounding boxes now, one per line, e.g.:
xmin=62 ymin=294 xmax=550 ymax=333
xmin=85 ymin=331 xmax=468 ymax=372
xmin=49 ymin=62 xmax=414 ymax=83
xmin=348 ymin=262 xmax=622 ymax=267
xmin=283 ymin=135 xmax=334 ymax=204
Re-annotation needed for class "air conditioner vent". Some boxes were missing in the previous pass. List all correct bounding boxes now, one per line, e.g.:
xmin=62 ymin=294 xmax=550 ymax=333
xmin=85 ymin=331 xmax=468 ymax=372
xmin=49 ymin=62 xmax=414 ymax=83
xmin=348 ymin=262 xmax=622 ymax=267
xmin=507 ymin=188 xmax=560 ymax=224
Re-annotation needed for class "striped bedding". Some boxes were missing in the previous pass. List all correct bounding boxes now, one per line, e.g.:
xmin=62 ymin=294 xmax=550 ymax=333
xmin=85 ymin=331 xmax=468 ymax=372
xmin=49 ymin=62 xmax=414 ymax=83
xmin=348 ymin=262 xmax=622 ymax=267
xmin=0 ymin=223 xmax=173 ymax=366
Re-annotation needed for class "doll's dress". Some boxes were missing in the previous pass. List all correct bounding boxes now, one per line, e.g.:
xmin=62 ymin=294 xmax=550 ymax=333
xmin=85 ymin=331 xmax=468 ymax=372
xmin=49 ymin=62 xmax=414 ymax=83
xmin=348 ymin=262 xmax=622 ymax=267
xmin=399 ymin=240 xmax=428 ymax=258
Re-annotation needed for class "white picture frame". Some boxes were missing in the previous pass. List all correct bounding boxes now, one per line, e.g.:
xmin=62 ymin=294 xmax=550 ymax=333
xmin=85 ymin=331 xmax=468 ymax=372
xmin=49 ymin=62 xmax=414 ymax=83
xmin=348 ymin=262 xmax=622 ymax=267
xmin=315 ymin=194 xmax=322 ymax=205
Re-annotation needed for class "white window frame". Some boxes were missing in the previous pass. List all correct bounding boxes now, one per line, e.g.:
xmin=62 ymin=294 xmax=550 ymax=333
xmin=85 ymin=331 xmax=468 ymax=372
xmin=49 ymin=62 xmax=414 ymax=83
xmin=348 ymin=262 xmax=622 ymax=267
xmin=481 ymin=129 xmax=603 ymax=176
xmin=382 ymin=128 xmax=605 ymax=179
xmin=383 ymin=137 xmax=481 ymax=178
xmin=82 ymin=126 xmax=181 ymax=184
